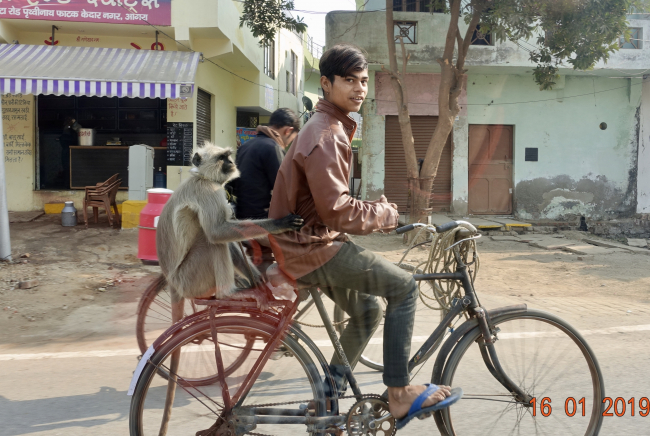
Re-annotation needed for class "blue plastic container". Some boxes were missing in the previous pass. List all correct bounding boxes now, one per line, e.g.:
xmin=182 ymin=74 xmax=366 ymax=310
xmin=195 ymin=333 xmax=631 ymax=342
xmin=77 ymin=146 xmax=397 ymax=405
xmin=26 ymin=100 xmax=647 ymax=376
xmin=153 ymin=168 xmax=167 ymax=188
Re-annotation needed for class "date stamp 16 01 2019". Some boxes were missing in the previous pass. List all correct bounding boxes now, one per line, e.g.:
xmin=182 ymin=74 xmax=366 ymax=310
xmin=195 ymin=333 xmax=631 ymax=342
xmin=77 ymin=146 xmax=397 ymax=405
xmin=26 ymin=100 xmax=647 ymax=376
xmin=529 ymin=397 xmax=650 ymax=417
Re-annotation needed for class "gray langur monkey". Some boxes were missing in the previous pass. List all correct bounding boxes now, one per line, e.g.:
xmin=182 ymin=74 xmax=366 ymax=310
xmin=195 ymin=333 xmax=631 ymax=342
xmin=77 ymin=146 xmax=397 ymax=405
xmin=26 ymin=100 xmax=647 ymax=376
xmin=156 ymin=141 xmax=303 ymax=309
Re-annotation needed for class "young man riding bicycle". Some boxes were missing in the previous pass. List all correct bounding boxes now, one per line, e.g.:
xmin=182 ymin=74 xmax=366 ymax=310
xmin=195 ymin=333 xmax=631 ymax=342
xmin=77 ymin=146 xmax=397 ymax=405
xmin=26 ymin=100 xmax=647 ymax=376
xmin=268 ymin=43 xmax=460 ymax=425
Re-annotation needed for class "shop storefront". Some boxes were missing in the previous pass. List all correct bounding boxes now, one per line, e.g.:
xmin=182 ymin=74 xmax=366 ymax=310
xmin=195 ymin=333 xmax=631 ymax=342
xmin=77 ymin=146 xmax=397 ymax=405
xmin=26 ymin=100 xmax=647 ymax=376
xmin=0 ymin=43 xmax=199 ymax=207
xmin=38 ymin=95 xmax=169 ymax=190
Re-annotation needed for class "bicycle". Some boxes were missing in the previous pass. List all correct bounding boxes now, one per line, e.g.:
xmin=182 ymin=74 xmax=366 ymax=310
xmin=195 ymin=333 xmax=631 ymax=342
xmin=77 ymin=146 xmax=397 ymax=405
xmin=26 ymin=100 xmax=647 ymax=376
xmin=129 ymin=220 xmax=605 ymax=436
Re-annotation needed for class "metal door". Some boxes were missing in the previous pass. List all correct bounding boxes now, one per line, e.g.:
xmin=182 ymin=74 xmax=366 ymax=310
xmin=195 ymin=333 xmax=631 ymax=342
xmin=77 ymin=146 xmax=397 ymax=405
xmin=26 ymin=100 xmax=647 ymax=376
xmin=468 ymin=125 xmax=513 ymax=214
xmin=196 ymin=89 xmax=212 ymax=147
xmin=384 ymin=116 xmax=452 ymax=212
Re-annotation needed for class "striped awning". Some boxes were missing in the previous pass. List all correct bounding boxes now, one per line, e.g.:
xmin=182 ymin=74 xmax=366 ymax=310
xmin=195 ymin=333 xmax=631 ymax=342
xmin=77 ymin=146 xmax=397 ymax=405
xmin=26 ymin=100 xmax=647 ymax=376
xmin=0 ymin=44 xmax=201 ymax=99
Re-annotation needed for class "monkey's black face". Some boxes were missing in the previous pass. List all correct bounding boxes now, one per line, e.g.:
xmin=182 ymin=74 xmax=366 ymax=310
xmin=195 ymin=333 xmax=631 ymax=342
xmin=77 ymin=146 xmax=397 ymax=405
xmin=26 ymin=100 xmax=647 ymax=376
xmin=218 ymin=152 xmax=236 ymax=174
xmin=192 ymin=143 xmax=240 ymax=185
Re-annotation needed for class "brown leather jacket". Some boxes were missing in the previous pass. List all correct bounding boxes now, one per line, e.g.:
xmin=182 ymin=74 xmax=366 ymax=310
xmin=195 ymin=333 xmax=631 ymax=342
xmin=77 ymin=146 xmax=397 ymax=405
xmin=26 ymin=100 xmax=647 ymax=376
xmin=268 ymin=99 xmax=399 ymax=279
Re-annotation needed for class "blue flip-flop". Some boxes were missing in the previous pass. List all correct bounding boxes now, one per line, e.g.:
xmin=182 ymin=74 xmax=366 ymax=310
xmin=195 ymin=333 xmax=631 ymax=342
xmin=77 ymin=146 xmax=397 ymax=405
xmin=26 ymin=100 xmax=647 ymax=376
xmin=395 ymin=384 xmax=463 ymax=430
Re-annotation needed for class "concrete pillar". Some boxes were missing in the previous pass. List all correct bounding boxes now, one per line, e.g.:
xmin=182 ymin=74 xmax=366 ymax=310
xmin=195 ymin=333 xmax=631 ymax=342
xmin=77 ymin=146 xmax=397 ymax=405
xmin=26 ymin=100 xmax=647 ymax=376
xmin=0 ymin=97 xmax=11 ymax=260
xmin=451 ymin=111 xmax=469 ymax=215
xmin=638 ymin=76 xmax=650 ymax=213
xmin=360 ymin=99 xmax=385 ymax=201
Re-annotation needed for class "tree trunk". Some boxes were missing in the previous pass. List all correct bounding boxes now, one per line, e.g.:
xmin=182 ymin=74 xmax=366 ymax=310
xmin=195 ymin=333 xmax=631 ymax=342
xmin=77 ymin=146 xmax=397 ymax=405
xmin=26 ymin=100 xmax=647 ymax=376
xmin=416 ymin=0 xmax=482 ymax=218
xmin=385 ymin=0 xmax=421 ymax=228
xmin=384 ymin=0 xmax=482 ymax=232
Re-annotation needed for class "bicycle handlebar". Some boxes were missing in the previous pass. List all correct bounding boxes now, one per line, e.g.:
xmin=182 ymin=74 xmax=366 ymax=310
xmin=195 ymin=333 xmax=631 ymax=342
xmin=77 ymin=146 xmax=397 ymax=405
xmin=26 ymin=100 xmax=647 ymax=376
xmin=395 ymin=224 xmax=416 ymax=234
xmin=435 ymin=221 xmax=459 ymax=234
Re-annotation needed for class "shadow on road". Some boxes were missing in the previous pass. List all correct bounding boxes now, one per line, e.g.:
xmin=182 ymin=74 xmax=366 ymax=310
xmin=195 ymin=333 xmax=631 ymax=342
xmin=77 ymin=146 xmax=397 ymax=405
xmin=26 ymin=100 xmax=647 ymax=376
xmin=0 ymin=385 xmax=189 ymax=435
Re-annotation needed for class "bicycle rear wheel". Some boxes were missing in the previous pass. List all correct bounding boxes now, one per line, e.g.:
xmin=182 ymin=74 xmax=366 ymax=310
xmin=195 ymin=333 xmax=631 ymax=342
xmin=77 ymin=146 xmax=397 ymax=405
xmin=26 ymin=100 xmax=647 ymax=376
xmin=135 ymin=276 xmax=254 ymax=386
xmin=333 ymin=263 xmax=445 ymax=372
xmin=437 ymin=309 xmax=604 ymax=436
xmin=129 ymin=316 xmax=327 ymax=436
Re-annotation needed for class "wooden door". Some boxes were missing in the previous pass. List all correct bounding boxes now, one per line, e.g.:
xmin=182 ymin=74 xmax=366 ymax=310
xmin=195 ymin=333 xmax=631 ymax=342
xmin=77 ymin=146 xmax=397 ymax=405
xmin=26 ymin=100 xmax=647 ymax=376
xmin=468 ymin=125 xmax=513 ymax=214
xmin=384 ymin=116 xmax=452 ymax=212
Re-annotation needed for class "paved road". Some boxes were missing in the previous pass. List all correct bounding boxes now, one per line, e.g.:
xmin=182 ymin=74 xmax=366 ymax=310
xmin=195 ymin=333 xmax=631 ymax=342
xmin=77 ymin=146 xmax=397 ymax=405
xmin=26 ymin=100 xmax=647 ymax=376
xmin=1 ymin=289 xmax=649 ymax=436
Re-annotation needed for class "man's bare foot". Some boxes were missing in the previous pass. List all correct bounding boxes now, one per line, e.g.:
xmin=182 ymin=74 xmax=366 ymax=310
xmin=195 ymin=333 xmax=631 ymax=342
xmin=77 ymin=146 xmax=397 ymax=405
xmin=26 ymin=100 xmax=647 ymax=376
xmin=388 ymin=385 xmax=452 ymax=419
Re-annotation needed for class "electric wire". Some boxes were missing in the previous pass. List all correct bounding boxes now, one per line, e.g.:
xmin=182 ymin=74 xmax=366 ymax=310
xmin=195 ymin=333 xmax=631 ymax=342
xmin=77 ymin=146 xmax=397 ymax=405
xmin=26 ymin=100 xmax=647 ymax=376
xmin=118 ymin=3 xmax=316 ymax=98
xmin=118 ymin=3 xmax=650 ymax=108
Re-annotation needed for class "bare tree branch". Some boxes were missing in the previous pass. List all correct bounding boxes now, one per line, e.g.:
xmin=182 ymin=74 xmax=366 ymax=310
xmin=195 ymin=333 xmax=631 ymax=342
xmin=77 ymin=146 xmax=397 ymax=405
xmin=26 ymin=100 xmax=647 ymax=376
xmin=442 ymin=0 xmax=462 ymax=62
xmin=458 ymin=5 xmax=482 ymax=72
xmin=385 ymin=0 xmax=418 ymax=184
xmin=455 ymin=28 xmax=463 ymax=56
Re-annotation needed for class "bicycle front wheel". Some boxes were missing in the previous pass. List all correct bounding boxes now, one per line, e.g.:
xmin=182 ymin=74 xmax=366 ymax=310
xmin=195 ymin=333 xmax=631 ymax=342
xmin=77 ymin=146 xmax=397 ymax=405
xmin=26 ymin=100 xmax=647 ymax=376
xmin=437 ymin=309 xmax=604 ymax=436
xmin=130 ymin=316 xmax=327 ymax=436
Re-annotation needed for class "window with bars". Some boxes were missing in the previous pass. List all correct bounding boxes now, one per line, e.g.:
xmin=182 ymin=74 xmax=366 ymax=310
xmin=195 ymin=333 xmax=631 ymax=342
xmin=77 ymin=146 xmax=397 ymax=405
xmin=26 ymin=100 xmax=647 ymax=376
xmin=236 ymin=111 xmax=259 ymax=128
xmin=620 ymin=28 xmax=642 ymax=49
xmin=286 ymin=51 xmax=297 ymax=95
xmin=470 ymin=24 xmax=492 ymax=46
xmin=394 ymin=21 xmax=417 ymax=44
xmin=392 ymin=0 xmax=443 ymax=12
xmin=264 ymin=41 xmax=275 ymax=79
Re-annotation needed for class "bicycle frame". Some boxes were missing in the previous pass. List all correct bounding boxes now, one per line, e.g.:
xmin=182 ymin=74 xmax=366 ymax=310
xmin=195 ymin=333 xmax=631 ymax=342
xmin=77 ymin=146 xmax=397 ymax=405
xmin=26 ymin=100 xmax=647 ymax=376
xmin=149 ymin=241 xmax=533 ymax=434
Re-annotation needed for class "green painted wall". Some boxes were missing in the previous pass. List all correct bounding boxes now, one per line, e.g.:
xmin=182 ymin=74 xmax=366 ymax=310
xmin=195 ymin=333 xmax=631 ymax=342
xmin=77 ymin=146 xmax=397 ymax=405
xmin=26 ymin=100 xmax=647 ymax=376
xmin=466 ymin=74 xmax=641 ymax=220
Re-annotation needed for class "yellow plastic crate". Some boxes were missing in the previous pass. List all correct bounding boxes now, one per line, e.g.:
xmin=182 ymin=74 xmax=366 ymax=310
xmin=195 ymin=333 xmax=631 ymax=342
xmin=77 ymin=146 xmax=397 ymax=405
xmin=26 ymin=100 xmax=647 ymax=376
xmin=121 ymin=200 xmax=148 ymax=229
xmin=44 ymin=203 xmax=65 ymax=214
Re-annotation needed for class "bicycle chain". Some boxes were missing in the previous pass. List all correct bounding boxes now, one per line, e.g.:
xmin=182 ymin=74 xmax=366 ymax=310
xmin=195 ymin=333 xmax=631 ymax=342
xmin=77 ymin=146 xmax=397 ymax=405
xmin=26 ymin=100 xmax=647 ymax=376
xmin=238 ymin=394 xmax=360 ymax=409
xmin=238 ymin=394 xmax=377 ymax=436
xmin=293 ymin=318 xmax=349 ymax=328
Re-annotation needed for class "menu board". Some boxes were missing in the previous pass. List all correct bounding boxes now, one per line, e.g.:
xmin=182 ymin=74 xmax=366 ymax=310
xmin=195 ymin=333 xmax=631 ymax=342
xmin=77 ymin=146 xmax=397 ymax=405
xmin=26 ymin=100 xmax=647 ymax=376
xmin=167 ymin=122 xmax=193 ymax=166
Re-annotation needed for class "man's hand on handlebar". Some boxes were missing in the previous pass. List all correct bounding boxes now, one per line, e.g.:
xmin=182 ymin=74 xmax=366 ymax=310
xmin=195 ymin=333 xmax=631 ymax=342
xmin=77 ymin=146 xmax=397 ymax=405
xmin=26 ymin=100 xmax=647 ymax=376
xmin=395 ymin=220 xmax=478 ymax=235
xmin=369 ymin=195 xmax=399 ymax=211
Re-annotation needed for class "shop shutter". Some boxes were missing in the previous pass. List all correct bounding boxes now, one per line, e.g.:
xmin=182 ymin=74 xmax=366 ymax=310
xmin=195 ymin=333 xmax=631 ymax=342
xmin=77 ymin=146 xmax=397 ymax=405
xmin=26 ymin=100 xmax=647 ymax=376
xmin=384 ymin=115 xmax=452 ymax=213
xmin=196 ymin=89 xmax=212 ymax=148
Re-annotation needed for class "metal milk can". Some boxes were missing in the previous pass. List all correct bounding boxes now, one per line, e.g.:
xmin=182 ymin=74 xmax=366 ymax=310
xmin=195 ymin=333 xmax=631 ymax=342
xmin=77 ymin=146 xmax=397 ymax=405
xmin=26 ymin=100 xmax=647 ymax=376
xmin=61 ymin=201 xmax=77 ymax=227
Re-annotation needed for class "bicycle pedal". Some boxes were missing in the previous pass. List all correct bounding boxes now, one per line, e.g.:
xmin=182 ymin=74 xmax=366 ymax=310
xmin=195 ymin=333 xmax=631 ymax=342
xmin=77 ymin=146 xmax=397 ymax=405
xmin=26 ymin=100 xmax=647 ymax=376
xmin=418 ymin=412 xmax=432 ymax=420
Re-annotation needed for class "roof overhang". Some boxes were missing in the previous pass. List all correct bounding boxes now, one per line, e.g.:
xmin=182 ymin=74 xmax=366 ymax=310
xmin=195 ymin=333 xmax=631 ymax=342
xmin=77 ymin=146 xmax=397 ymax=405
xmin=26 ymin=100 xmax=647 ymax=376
xmin=0 ymin=43 xmax=201 ymax=99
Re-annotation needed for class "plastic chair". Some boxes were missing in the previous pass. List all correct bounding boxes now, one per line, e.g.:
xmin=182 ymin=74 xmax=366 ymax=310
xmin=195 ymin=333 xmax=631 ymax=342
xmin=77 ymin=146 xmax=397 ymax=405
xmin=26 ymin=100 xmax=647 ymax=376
xmin=83 ymin=178 xmax=122 ymax=228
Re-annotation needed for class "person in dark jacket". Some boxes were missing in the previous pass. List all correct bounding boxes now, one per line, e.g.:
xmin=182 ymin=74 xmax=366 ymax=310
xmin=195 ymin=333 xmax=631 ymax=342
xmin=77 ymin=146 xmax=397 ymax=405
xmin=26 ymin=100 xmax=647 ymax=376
xmin=231 ymin=108 xmax=300 ymax=219
xmin=59 ymin=117 xmax=80 ymax=188
xmin=230 ymin=108 xmax=300 ymax=271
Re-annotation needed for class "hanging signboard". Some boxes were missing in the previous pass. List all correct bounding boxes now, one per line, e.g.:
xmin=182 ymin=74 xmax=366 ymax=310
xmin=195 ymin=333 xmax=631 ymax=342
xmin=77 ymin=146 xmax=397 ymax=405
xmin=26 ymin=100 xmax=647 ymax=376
xmin=236 ymin=127 xmax=257 ymax=146
xmin=0 ymin=0 xmax=171 ymax=26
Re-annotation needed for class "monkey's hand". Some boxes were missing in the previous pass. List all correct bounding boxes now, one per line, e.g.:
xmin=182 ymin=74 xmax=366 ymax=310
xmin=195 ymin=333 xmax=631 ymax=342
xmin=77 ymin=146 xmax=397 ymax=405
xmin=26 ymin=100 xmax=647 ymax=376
xmin=273 ymin=214 xmax=305 ymax=233
xmin=229 ymin=289 xmax=270 ymax=311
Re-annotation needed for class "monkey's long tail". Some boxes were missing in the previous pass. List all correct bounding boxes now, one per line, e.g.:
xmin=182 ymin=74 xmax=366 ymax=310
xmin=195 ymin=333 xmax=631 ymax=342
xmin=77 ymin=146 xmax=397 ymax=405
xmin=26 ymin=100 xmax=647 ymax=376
xmin=159 ymin=288 xmax=185 ymax=435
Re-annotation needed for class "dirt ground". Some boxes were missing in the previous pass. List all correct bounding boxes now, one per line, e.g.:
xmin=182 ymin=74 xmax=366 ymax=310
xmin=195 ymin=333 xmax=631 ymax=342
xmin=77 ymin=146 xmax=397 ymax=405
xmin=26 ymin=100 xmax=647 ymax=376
xmin=1 ymin=215 xmax=649 ymax=347
xmin=0 ymin=215 xmax=158 ymax=346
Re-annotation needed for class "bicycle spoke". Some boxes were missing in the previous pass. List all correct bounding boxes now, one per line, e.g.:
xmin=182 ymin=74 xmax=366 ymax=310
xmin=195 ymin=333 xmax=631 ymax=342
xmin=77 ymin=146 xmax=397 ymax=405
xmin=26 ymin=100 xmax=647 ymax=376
xmin=442 ymin=312 xmax=602 ymax=436
xmin=157 ymin=361 xmax=225 ymax=412
xmin=131 ymin=316 xmax=326 ymax=436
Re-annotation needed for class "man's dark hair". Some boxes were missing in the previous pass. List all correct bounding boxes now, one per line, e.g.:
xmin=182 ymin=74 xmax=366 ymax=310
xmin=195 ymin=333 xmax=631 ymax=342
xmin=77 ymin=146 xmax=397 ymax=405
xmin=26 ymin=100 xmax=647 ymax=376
xmin=319 ymin=44 xmax=368 ymax=84
xmin=269 ymin=107 xmax=300 ymax=132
